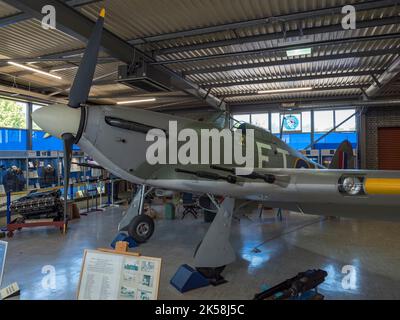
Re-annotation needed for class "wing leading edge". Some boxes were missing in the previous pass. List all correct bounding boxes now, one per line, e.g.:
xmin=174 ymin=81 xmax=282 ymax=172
xmin=242 ymin=168 xmax=400 ymax=221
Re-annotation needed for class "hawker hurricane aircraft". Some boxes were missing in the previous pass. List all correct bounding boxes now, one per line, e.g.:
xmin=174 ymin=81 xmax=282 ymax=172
xmin=32 ymin=9 xmax=400 ymax=278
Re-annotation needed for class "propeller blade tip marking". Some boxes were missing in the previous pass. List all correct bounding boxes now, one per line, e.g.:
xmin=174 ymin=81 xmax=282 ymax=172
xmin=99 ymin=8 xmax=106 ymax=18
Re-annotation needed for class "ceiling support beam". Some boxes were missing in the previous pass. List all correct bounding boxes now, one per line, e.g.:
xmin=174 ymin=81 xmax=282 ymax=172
xmin=365 ymin=56 xmax=400 ymax=97
xmin=0 ymin=12 xmax=31 ymax=28
xmin=0 ymin=0 xmax=103 ymax=28
xmin=218 ymin=85 xmax=365 ymax=98
xmin=0 ymin=81 xmax=67 ymax=104
xmin=183 ymin=49 xmax=399 ymax=75
xmin=3 ymin=0 xmax=226 ymax=111
xmin=201 ymin=70 xmax=384 ymax=89
xmin=229 ymin=98 xmax=400 ymax=113
xmin=157 ymin=17 xmax=400 ymax=55
xmin=151 ymin=33 xmax=400 ymax=65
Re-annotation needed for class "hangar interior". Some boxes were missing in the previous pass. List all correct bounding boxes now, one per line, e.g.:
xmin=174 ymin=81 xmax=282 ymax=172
xmin=0 ymin=0 xmax=399 ymax=300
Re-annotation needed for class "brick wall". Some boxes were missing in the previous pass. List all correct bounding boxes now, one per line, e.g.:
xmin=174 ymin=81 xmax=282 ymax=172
xmin=365 ymin=106 xmax=400 ymax=169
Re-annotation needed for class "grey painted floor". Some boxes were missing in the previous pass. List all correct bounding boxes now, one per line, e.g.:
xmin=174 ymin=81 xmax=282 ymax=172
xmin=2 ymin=206 xmax=400 ymax=300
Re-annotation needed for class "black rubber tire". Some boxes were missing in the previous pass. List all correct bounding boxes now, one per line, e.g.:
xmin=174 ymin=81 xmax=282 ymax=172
xmin=196 ymin=266 xmax=226 ymax=280
xmin=128 ymin=215 xmax=155 ymax=244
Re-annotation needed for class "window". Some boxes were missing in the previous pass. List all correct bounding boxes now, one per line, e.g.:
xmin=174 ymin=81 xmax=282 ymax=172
xmin=271 ymin=113 xmax=280 ymax=134
xmin=32 ymin=104 xmax=46 ymax=130
xmin=302 ymin=111 xmax=311 ymax=133
xmin=335 ymin=109 xmax=356 ymax=132
xmin=251 ymin=113 xmax=269 ymax=131
xmin=233 ymin=114 xmax=250 ymax=125
xmin=314 ymin=110 xmax=334 ymax=132
xmin=0 ymin=98 xmax=27 ymax=129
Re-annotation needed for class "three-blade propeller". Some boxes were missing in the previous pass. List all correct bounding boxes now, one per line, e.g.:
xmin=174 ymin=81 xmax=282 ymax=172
xmin=61 ymin=8 xmax=105 ymax=225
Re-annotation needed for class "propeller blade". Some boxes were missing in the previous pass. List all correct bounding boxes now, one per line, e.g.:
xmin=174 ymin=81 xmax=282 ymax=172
xmin=68 ymin=8 xmax=106 ymax=108
xmin=62 ymin=133 xmax=75 ymax=228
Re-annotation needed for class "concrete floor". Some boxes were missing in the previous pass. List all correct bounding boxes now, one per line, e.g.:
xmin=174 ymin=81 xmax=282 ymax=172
xmin=2 ymin=206 xmax=400 ymax=300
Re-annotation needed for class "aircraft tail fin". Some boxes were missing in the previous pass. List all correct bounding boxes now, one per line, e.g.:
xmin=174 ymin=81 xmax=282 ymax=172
xmin=329 ymin=140 xmax=355 ymax=169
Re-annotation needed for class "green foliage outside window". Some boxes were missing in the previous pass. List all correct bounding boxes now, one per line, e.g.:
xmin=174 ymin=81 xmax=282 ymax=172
xmin=0 ymin=99 xmax=27 ymax=129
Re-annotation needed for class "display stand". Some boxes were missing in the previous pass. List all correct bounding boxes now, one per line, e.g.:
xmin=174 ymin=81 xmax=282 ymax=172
xmin=100 ymin=240 xmax=133 ymax=255
xmin=84 ymin=182 xmax=105 ymax=214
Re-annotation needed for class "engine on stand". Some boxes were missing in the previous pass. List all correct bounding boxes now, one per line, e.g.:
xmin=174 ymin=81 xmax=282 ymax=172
xmin=10 ymin=190 xmax=64 ymax=222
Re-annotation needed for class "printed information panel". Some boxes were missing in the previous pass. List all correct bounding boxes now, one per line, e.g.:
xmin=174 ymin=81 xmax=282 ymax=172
xmin=78 ymin=249 xmax=161 ymax=300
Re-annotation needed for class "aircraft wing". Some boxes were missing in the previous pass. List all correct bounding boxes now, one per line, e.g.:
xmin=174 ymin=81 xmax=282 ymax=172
xmin=240 ymin=168 xmax=400 ymax=221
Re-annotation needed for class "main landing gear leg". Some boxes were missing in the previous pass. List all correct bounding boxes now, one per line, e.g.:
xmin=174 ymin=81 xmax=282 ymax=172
xmin=194 ymin=197 xmax=236 ymax=283
xmin=118 ymin=185 xmax=154 ymax=243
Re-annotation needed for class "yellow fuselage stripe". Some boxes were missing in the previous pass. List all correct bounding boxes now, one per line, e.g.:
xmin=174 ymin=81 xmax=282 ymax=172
xmin=365 ymin=178 xmax=400 ymax=195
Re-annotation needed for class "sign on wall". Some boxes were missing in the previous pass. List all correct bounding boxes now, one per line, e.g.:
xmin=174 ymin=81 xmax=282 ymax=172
xmin=77 ymin=249 xmax=161 ymax=300
xmin=282 ymin=114 xmax=302 ymax=132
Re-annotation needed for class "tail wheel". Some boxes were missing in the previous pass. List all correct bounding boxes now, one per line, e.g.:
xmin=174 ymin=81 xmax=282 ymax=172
xmin=128 ymin=215 xmax=155 ymax=243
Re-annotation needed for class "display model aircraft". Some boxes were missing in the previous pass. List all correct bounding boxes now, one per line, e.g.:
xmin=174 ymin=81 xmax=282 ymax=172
xmin=32 ymin=9 xmax=400 ymax=278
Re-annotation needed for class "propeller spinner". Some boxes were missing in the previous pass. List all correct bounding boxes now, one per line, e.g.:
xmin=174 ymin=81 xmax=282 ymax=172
xmin=32 ymin=8 xmax=106 ymax=226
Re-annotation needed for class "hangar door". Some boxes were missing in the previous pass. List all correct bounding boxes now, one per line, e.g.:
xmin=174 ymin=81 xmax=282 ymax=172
xmin=378 ymin=127 xmax=400 ymax=170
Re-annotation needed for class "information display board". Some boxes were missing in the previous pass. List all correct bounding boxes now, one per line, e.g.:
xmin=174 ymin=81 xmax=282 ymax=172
xmin=77 ymin=249 xmax=161 ymax=300
xmin=0 ymin=240 xmax=8 ymax=287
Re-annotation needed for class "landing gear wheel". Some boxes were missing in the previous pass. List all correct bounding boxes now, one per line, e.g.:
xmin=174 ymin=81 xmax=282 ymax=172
xmin=128 ymin=215 xmax=155 ymax=243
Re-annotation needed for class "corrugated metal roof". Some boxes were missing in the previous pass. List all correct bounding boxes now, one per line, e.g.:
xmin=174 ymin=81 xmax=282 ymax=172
xmin=0 ymin=18 xmax=83 ymax=58
xmin=0 ymin=0 xmax=398 ymax=108
xmin=79 ymin=0 xmax=362 ymax=40
xmin=211 ymin=74 xmax=373 ymax=94
xmin=187 ymin=55 xmax=394 ymax=85
xmin=143 ymin=6 xmax=400 ymax=54
xmin=168 ymin=42 xmax=400 ymax=74
xmin=154 ymin=23 xmax=400 ymax=64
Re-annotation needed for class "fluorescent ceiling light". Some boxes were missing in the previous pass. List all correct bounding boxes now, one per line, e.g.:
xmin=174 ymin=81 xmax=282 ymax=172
xmin=286 ymin=48 xmax=312 ymax=57
xmin=8 ymin=62 xmax=62 ymax=80
xmin=258 ymin=87 xmax=313 ymax=94
xmin=117 ymin=98 xmax=156 ymax=105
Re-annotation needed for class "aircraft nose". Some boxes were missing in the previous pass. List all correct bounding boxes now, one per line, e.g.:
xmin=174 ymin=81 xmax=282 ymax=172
xmin=32 ymin=104 xmax=81 ymax=139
